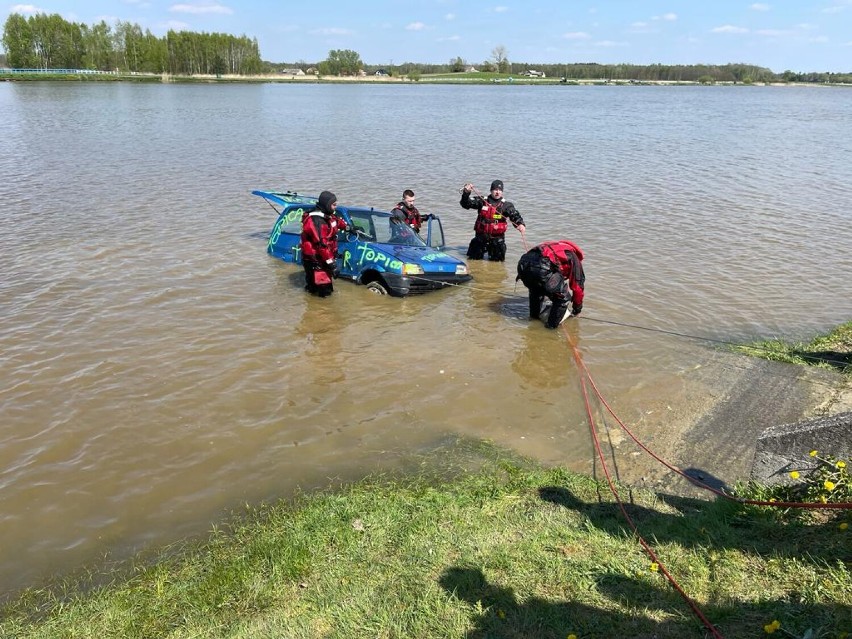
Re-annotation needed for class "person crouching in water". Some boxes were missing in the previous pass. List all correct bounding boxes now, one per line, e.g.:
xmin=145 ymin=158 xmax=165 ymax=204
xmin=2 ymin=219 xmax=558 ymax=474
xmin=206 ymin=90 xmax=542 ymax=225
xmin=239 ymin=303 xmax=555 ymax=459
xmin=459 ymin=179 xmax=525 ymax=261
xmin=516 ymin=240 xmax=585 ymax=328
xmin=301 ymin=190 xmax=348 ymax=298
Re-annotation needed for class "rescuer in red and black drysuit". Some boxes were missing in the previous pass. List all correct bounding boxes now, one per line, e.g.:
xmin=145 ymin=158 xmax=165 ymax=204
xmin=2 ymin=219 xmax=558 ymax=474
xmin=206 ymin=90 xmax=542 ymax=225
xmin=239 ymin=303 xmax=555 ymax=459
xmin=300 ymin=190 xmax=349 ymax=298
xmin=390 ymin=189 xmax=430 ymax=236
xmin=516 ymin=240 xmax=585 ymax=328
xmin=460 ymin=180 xmax=526 ymax=261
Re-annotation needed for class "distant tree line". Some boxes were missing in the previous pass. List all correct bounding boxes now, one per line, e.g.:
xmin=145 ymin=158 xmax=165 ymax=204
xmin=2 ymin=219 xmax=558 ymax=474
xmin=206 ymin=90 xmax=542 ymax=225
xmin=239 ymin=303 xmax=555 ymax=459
xmin=4 ymin=17 xmax=849 ymax=85
xmin=1 ymin=13 xmax=261 ymax=75
xmin=266 ymin=55 xmax=851 ymax=84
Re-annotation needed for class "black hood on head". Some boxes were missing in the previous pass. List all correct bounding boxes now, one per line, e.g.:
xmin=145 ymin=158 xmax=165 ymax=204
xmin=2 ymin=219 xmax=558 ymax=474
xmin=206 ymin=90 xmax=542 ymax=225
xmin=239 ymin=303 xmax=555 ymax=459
xmin=318 ymin=190 xmax=337 ymax=214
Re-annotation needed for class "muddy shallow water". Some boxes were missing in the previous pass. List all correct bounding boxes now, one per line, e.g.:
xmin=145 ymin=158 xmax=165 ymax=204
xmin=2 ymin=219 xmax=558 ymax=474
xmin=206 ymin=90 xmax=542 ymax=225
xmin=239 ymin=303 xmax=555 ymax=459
xmin=1 ymin=82 xmax=850 ymax=595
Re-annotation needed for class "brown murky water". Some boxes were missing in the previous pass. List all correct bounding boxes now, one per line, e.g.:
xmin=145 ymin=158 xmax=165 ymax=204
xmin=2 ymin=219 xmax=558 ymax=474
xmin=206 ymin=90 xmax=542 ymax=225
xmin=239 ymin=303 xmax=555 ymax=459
xmin=1 ymin=82 xmax=850 ymax=596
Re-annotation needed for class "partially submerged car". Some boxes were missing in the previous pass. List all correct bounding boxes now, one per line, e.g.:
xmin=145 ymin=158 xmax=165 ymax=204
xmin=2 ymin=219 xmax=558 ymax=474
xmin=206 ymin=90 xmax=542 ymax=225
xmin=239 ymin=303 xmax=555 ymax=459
xmin=253 ymin=190 xmax=472 ymax=296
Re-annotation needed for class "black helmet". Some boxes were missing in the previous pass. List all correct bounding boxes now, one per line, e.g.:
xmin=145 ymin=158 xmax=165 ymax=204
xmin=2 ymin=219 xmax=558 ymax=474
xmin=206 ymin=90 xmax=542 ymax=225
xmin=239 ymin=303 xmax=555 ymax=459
xmin=318 ymin=190 xmax=337 ymax=214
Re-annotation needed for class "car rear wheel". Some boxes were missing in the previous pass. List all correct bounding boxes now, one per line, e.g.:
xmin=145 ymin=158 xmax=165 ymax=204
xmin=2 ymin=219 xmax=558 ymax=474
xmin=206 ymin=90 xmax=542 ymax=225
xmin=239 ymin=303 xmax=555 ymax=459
xmin=365 ymin=280 xmax=389 ymax=295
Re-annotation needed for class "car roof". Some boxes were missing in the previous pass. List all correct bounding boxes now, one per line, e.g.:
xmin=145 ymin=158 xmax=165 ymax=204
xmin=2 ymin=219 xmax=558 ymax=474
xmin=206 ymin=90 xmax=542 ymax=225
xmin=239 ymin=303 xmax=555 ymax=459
xmin=253 ymin=190 xmax=394 ymax=217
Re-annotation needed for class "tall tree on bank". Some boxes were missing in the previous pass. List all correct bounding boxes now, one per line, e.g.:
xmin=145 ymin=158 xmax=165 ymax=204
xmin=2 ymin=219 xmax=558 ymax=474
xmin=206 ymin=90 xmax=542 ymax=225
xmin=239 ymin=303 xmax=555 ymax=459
xmin=1 ymin=12 xmax=261 ymax=74
xmin=450 ymin=56 xmax=466 ymax=72
xmin=492 ymin=45 xmax=510 ymax=74
xmin=2 ymin=13 xmax=35 ymax=67
xmin=317 ymin=49 xmax=363 ymax=76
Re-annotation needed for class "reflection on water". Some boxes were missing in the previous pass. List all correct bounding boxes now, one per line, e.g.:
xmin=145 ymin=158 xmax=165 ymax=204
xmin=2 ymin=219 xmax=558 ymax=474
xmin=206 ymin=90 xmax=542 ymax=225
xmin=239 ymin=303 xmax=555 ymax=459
xmin=0 ymin=82 xmax=850 ymax=597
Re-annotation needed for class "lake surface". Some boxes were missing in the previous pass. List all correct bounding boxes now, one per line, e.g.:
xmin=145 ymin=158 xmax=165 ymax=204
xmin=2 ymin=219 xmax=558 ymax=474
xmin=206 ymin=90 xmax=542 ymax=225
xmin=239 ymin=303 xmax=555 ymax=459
xmin=1 ymin=82 xmax=850 ymax=597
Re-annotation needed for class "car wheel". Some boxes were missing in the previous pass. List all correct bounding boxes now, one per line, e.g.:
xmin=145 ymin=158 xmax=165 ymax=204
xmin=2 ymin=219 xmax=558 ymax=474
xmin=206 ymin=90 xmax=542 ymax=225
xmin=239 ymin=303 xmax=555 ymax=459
xmin=365 ymin=280 xmax=389 ymax=295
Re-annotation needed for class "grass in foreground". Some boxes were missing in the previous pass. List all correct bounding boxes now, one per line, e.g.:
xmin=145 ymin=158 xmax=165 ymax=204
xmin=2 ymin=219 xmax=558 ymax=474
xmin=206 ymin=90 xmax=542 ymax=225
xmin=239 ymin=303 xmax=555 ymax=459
xmin=736 ymin=321 xmax=852 ymax=377
xmin=1 ymin=453 xmax=849 ymax=639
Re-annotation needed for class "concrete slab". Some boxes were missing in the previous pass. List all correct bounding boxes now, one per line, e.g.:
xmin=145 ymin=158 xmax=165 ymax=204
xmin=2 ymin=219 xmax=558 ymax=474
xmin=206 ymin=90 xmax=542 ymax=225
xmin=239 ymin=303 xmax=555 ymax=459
xmin=751 ymin=411 xmax=852 ymax=485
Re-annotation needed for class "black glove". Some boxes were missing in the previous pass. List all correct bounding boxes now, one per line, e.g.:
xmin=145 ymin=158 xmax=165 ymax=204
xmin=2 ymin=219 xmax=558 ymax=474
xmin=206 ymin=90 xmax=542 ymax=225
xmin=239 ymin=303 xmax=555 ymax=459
xmin=572 ymin=304 xmax=582 ymax=316
xmin=333 ymin=267 xmax=340 ymax=279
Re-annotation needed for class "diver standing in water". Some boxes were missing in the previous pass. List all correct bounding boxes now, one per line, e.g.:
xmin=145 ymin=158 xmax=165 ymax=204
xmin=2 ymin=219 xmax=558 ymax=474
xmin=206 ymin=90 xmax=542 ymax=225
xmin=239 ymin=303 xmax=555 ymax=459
xmin=300 ymin=191 xmax=348 ymax=298
xmin=459 ymin=180 xmax=526 ymax=261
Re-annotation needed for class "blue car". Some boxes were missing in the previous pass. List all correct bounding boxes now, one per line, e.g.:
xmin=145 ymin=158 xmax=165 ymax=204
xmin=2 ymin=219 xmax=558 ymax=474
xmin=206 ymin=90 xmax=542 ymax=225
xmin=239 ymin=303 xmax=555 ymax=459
xmin=253 ymin=190 xmax=472 ymax=296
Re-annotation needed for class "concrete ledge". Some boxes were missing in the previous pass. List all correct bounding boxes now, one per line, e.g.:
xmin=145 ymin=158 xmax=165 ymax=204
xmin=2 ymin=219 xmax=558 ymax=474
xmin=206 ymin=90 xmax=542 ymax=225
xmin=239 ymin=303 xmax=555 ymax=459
xmin=751 ymin=411 xmax=852 ymax=485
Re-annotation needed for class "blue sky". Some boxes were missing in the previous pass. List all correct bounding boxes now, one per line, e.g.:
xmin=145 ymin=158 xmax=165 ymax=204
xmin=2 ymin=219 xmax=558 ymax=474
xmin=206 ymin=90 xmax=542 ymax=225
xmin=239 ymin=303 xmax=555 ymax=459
xmin=3 ymin=0 xmax=851 ymax=72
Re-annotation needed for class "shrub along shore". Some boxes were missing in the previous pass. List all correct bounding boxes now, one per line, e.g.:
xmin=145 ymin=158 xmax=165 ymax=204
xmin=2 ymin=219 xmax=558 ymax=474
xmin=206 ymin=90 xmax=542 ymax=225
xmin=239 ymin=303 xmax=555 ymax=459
xmin=2 ymin=69 xmax=852 ymax=87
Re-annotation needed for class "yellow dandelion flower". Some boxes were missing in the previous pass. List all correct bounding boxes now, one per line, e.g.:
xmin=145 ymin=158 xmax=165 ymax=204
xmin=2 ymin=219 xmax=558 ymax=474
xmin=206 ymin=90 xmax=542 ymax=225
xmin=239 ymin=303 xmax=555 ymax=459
xmin=825 ymin=480 xmax=836 ymax=491
xmin=809 ymin=450 xmax=818 ymax=457
xmin=650 ymin=562 xmax=659 ymax=572
xmin=837 ymin=461 xmax=847 ymax=469
xmin=839 ymin=522 xmax=849 ymax=531
xmin=498 ymin=609 xmax=505 ymax=619
xmin=567 ymin=635 xmax=578 ymax=639
xmin=790 ymin=471 xmax=800 ymax=479
xmin=763 ymin=619 xmax=781 ymax=633
xmin=769 ymin=498 xmax=777 ymax=503
xmin=820 ymin=495 xmax=828 ymax=504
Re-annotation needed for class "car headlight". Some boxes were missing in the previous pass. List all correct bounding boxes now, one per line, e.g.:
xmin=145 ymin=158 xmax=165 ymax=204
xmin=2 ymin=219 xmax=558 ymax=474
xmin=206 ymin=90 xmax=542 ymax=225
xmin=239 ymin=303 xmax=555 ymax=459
xmin=455 ymin=264 xmax=469 ymax=275
xmin=403 ymin=263 xmax=425 ymax=275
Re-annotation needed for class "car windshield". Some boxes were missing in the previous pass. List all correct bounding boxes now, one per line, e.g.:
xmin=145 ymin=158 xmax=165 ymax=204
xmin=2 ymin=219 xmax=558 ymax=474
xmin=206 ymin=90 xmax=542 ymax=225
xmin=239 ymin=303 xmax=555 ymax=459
xmin=346 ymin=211 xmax=427 ymax=247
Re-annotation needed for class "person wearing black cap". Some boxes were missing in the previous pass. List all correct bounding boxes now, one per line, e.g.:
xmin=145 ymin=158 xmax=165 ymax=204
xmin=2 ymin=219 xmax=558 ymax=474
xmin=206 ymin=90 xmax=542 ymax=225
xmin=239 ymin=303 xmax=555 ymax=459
xmin=300 ymin=190 xmax=349 ymax=297
xmin=460 ymin=179 xmax=525 ymax=261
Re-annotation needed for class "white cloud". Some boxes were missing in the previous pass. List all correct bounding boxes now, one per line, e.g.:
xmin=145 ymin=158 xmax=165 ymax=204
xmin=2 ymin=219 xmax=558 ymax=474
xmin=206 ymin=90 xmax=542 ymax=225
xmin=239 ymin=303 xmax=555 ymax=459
xmin=821 ymin=1 xmax=850 ymax=14
xmin=809 ymin=35 xmax=829 ymax=42
xmin=405 ymin=22 xmax=426 ymax=31
xmin=493 ymin=6 xmax=509 ymax=12
xmin=756 ymin=29 xmax=793 ymax=36
xmin=594 ymin=40 xmax=628 ymax=47
xmin=445 ymin=13 xmax=455 ymax=20
xmin=10 ymin=4 xmax=41 ymax=13
xmin=169 ymin=3 xmax=233 ymax=15
xmin=162 ymin=19 xmax=190 ymax=30
xmin=711 ymin=25 xmax=749 ymax=34
xmin=563 ymin=31 xmax=591 ymax=40
xmin=652 ymin=12 xmax=677 ymax=21
xmin=750 ymin=3 xmax=770 ymax=10
xmin=310 ymin=27 xmax=353 ymax=36
xmin=438 ymin=35 xmax=460 ymax=41
xmin=628 ymin=21 xmax=655 ymax=34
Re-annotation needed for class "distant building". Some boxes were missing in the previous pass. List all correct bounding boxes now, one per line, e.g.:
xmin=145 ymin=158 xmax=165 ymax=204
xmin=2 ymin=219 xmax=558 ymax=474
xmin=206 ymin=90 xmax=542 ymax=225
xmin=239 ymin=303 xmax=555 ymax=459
xmin=466 ymin=66 xmax=478 ymax=73
xmin=280 ymin=68 xmax=305 ymax=76
xmin=375 ymin=69 xmax=389 ymax=76
xmin=522 ymin=70 xmax=546 ymax=78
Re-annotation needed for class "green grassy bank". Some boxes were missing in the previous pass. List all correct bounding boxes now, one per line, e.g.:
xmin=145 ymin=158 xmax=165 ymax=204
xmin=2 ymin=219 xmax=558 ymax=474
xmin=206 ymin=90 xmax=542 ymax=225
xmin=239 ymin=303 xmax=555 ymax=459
xmin=1 ymin=443 xmax=849 ymax=639
xmin=737 ymin=320 xmax=852 ymax=377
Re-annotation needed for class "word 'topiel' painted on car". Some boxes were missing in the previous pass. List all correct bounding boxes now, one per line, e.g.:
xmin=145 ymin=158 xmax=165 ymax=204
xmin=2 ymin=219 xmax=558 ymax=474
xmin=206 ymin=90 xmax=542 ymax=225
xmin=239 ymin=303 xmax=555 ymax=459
xmin=253 ymin=189 xmax=472 ymax=297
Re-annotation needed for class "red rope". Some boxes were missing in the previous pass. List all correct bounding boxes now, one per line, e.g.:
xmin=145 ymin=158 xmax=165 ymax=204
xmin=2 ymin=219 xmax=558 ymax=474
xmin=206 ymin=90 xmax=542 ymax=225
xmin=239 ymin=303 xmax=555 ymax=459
xmin=571 ymin=346 xmax=852 ymax=511
xmin=568 ymin=339 xmax=726 ymax=638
